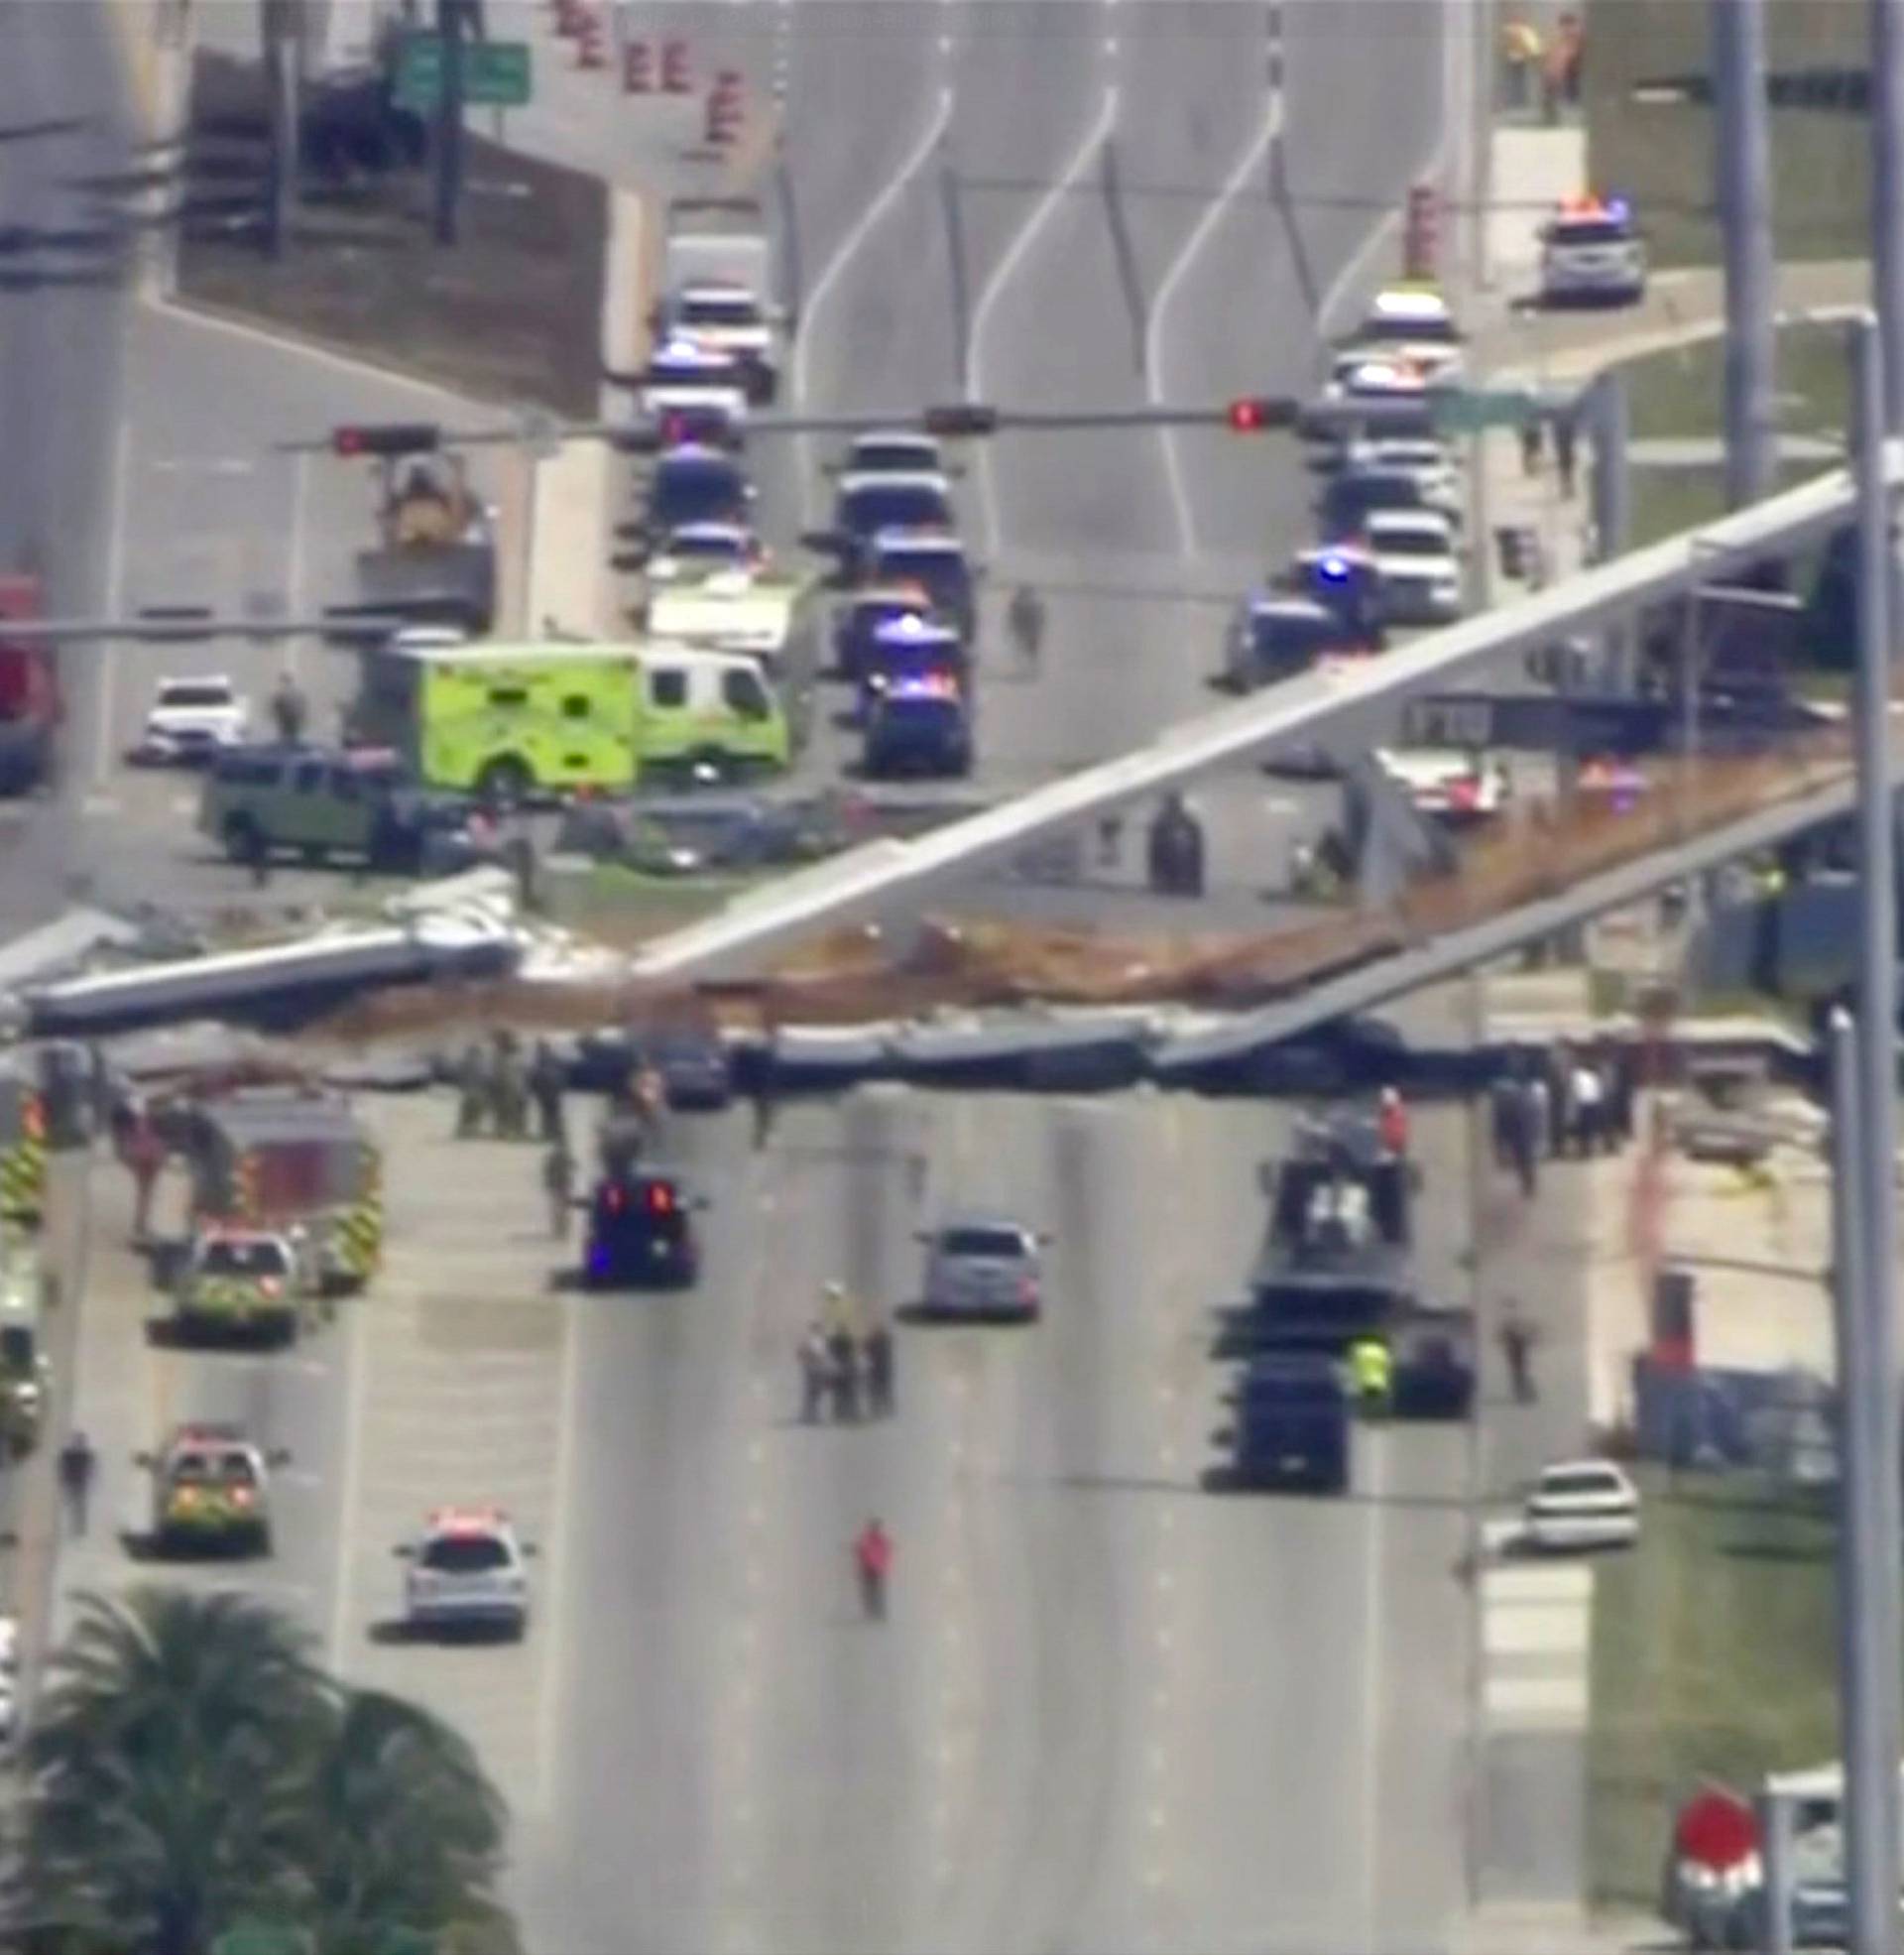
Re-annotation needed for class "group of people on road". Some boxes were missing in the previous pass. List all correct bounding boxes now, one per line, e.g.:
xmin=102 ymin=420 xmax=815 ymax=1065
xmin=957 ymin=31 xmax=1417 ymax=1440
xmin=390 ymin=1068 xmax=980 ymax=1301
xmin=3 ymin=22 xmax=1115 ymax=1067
xmin=800 ymin=1289 xmax=895 ymax=1425
xmin=1488 ymin=1045 xmax=1635 ymax=1196
xmin=454 ymin=1034 xmax=567 ymax=1146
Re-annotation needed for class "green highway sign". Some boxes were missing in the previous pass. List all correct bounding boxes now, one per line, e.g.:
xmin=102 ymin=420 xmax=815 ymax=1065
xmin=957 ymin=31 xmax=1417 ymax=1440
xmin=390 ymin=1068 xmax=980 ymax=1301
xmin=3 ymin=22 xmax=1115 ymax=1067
xmin=1431 ymin=388 xmax=1546 ymax=434
xmin=395 ymin=35 xmax=533 ymax=111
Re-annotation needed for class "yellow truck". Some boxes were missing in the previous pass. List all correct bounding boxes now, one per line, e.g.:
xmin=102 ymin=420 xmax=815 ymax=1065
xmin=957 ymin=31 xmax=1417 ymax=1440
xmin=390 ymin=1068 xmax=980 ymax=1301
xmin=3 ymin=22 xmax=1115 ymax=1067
xmin=353 ymin=637 xmax=792 ymax=800
xmin=0 ymin=1068 xmax=47 ymax=1229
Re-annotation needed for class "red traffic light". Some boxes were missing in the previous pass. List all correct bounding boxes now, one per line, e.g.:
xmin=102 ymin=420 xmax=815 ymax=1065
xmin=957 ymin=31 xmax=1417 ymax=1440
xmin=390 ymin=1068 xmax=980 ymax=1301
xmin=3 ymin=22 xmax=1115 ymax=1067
xmin=331 ymin=423 xmax=441 ymax=459
xmin=1226 ymin=397 xmax=1291 ymax=433
xmin=922 ymin=404 xmax=1001 ymax=437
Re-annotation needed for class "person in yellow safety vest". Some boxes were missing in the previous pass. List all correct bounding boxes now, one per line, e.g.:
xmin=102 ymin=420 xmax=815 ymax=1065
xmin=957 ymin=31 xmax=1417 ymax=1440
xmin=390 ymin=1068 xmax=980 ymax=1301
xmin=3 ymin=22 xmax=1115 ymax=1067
xmin=1500 ymin=18 xmax=1542 ymax=113
xmin=1349 ymin=1335 xmax=1393 ymax=1414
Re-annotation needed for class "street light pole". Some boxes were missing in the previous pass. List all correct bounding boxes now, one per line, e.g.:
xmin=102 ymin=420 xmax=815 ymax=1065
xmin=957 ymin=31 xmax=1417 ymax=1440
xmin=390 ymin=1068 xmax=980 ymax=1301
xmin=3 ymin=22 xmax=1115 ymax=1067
xmin=1846 ymin=312 xmax=1903 ymax=1955
xmin=1873 ymin=0 xmax=1904 ymax=434
xmin=1712 ymin=0 xmax=1778 ymax=505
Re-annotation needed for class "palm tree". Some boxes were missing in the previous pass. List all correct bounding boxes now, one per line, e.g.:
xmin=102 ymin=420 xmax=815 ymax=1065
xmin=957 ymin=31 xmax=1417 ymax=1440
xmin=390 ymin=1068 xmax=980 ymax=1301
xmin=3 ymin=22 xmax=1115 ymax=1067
xmin=299 ymin=1689 xmax=515 ymax=1955
xmin=15 ymin=1586 xmax=327 ymax=1955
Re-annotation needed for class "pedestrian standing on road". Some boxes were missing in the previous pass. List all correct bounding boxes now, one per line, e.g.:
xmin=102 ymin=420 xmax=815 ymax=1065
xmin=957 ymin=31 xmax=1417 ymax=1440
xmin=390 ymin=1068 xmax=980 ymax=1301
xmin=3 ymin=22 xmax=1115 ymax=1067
xmin=1498 ymin=1301 xmax=1541 ymax=1404
xmin=1571 ymin=1055 xmax=1606 ymax=1156
xmin=1525 ymin=1071 xmax=1551 ymax=1161
xmin=270 ymin=672 xmax=308 ymax=746
xmin=1009 ymin=584 xmax=1046 ymax=672
xmin=1489 ymin=1071 xmax=1521 ymax=1170
xmin=863 ymin=1315 xmax=895 ymax=1420
xmin=1608 ymin=1049 xmax=1637 ymax=1148
xmin=58 ymin=1428 xmax=95 ymax=1537
xmin=1376 ymin=1085 xmax=1410 ymax=1159
xmin=455 ymin=1041 xmax=488 ymax=1139
xmin=1550 ymin=1049 xmax=1576 ymax=1157
xmin=1519 ymin=418 xmax=1543 ymax=477
xmin=1555 ymin=413 xmax=1579 ymax=499
xmin=799 ymin=1322 xmax=831 ymax=1424
xmin=494 ymin=1034 xmax=528 ymax=1140
xmin=828 ymin=1323 xmax=861 ymax=1423
xmin=127 ymin=1118 xmax=165 ymax=1242
xmin=541 ymin=1138 xmax=574 ymax=1242
xmin=1506 ymin=1089 xmax=1539 ymax=1198
xmin=529 ymin=1039 xmax=565 ymax=1145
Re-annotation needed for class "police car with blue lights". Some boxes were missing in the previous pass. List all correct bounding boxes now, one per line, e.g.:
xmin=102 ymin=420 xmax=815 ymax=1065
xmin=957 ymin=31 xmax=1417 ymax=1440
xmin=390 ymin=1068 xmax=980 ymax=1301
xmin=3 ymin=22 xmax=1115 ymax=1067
xmin=1224 ymin=590 xmax=1374 ymax=693
xmin=396 ymin=1507 xmax=536 ymax=1640
xmin=1288 ymin=544 xmax=1387 ymax=646
xmin=862 ymin=671 xmax=973 ymax=778
xmin=833 ymin=583 xmax=935 ymax=682
xmin=859 ymin=611 xmax=967 ymax=722
xmin=1539 ymin=195 xmax=1646 ymax=307
xmin=584 ymin=1168 xmax=706 ymax=1289
xmin=866 ymin=528 xmax=977 ymax=640
xmin=638 ymin=336 xmax=751 ymax=439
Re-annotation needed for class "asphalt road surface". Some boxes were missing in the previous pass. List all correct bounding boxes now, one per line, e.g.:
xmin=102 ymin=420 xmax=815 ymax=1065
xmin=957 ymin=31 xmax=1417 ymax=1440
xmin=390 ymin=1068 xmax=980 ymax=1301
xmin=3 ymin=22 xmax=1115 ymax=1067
xmin=54 ymin=1083 xmax=1481 ymax=1955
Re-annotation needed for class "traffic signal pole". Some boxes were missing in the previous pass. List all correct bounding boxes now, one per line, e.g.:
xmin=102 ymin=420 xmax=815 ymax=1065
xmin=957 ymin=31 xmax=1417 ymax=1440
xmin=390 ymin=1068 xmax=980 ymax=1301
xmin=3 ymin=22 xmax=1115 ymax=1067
xmin=1843 ymin=311 xmax=1903 ymax=1955
xmin=433 ymin=0 xmax=467 ymax=247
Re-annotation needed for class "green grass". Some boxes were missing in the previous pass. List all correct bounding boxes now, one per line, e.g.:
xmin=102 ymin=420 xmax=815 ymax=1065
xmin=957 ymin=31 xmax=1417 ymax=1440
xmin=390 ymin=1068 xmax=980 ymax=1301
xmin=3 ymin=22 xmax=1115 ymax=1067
xmin=1584 ymin=0 xmax=1869 ymax=269
xmin=1588 ymin=1466 xmax=1843 ymax=1910
xmin=1616 ymin=318 xmax=1850 ymax=551
xmin=1622 ymin=323 xmax=1851 ymax=448
xmin=542 ymin=860 xmax=767 ymax=945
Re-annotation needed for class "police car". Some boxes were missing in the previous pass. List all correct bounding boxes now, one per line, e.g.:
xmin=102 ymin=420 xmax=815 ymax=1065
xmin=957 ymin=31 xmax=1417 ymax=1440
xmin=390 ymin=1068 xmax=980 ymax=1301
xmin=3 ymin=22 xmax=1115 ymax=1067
xmin=821 ymin=473 xmax=958 ymax=584
xmin=1539 ymin=195 xmax=1647 ymax=307
xmin=1291 ymin=543 xmax=1387 ymax=643
xmin=1225 ymin=592 xmax=1370 ymax=693
xmin=638 ymin=336 xmax=751 ymax=437
xmin=1360 ymin=509 xmax=1465 ymax=626
xmin=859 ymin=611 xmax=966 ymax=720
xmin=867 ymin=529 xmax=977 ymax=640
xmin=862 ymin=672 xmax=973 ymax=779
xmin=839 ymin=429 xmax=948 ymax=477
xmin=832 ymin=583 xmax=936 ymax=681
xmin=138 ymin=1422 xmax=290 ymax=1557
xmin=645 ymin=522 xmax=765 ymax=587
xmin=655 ymin=282 xmax=780 ymax=403
xmin=583 ymin=1169 xmax=706 ymax=1289
xmin=1341 ymin=284 xmax=1466 ymax=383
xmin=645 ymin=444 xmax=756 ymax=536
xmin=396 ymin=1507 xmax=536 ymax=1639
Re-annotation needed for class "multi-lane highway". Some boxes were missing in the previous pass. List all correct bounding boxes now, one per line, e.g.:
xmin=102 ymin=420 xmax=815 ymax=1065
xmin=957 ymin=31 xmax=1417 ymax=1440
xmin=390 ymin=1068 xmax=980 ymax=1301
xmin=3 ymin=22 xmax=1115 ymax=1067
xmin=54 ymin=1080 xmax=1484 ymax=1955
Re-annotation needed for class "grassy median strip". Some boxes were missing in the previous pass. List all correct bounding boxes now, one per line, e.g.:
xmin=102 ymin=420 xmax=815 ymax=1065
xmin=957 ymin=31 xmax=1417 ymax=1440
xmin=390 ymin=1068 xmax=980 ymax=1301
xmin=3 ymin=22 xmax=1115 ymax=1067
xmin=1588 ymin=1465 xmax=1840 ymax=1911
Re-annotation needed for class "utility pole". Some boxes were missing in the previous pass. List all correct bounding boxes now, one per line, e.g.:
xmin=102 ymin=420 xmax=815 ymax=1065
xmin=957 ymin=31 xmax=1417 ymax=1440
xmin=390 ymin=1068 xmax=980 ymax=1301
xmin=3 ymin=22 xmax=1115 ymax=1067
xmin=1711 ymin=0 xmax=1777 ymax=505
xmin=260 ymin=0 xmax=301 ymax=259
xmin=432 ymin=0 xmax=467 ymax=248
xmin=1844 ymin=312 xmax=1904 ymax=1955
xmin=1590 ymin=370 xmax=1633 ymax=689
xmin=1874 ymin=0 xmax=1904 ymax=433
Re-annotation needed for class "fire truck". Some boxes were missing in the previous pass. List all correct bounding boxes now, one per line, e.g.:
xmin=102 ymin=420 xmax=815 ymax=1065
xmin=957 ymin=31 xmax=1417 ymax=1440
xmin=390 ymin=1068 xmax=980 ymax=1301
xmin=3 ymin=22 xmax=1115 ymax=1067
xmin=0 ymin=573 xmax=57 ymax=794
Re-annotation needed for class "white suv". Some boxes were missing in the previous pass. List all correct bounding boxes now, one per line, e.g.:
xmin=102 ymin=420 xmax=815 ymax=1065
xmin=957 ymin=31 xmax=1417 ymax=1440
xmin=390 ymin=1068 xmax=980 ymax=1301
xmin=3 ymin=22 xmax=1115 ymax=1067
xmin=397 ymin=1508 xmax=535 ymax=1639
xmin=140 ymin=675 xmax=248 ymax=763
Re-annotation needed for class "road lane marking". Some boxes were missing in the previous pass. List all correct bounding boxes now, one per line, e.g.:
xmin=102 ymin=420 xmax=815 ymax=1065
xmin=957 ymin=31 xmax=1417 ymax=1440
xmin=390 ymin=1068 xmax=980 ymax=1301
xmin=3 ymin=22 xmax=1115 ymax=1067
xmin=324 ymin=1279 xmax=371 ymax=1671
xmin=283 ymin=449 xmax=310 ymax=683
xmin=93 ymin=410 xmax=134 ymax=790
xmin=531 ymin=1280 xmax=584 ymax=1812
xmin=1361 ymin=1427 xmax=1389 ymax=1948
xmin=1144 ymin=47 xmax=1286 ymax=556
xmin=964 ymin=80 xmax=1122 ymax=552
xmin=790 ymin=83 xmax=955 ymax=522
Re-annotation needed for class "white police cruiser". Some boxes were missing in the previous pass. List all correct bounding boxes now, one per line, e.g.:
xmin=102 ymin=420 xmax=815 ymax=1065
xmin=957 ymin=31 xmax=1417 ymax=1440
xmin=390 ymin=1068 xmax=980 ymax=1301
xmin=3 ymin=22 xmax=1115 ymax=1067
xmin=1539 ymin=195 xmax=1647 ymax=307
xmin=397 ymin=1507 xmax=535 ymax=1639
